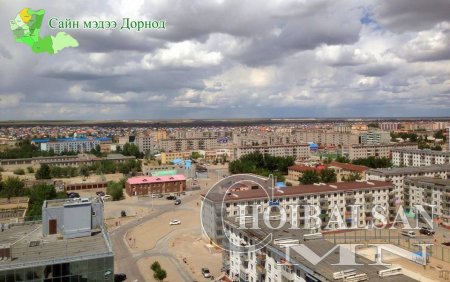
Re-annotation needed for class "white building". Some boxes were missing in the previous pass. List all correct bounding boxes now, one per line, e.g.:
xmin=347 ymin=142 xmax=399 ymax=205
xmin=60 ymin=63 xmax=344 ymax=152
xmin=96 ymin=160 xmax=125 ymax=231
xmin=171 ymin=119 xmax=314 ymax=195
xmin=233 ymin=144 xmax=310 ymax=160
xmin=365 ymin=164 xmax=450 ymax=202
xmin=391 ymin=148 xmax=450 ymax=167
xmin=347 ymin=143 xmax=417 ymax=160
xmin=404 ymin=177 xmax=450 ymax=228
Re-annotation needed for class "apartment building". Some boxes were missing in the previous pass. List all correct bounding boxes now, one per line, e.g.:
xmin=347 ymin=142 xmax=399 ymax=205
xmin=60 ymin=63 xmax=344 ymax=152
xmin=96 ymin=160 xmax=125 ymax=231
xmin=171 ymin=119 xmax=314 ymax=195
xmin=125 ymin=175 xmax=186 ymax=196
xmin=327 ymin=162 xmax=368 ymax=181
xmin=234 ymin=144 xmax=310 ymax=160
xmin=202 ymin=179 xmax=394 ymax=244
xmin=158 ymin=137 xmax=230 ymax=152
xmin=359 ymin=129 xmax=391 ymax=144
xmin=286 ymin=164 xmax=325 ymax=181
xmin=0 ymin=197 xmax=114 ymax=281
xmin=365 ymin=164 xmax=450 ymax=201
xmin=379 ymin=122 xmax=401 ymax=131
xmin=404 ymin=177 xmax=450 ymax=228
xmin=223 ymin=219 xmax=415 ymax=282
xmin=347 ymin=143 xmax=418 ymax=160
xmin=392 ymin=148 xmax=450 ymax=167
xmin=294 ymin=130 xmax=360 ymax=147
xmin=33 ymin=137 xmax=112 ymax=154
xmin=135 ymin=135 xmax=156 ymax=153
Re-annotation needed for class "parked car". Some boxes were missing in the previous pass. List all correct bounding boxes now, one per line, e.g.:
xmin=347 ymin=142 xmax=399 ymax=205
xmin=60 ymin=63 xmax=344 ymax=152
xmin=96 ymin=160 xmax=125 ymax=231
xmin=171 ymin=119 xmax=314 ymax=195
xmin=419 ymin=227 xmax=435 ymax=236
xmin=102 ymin=195 xmax=112 ymax=201
xmin=169 ymin=220 xmax=181 ymax=225
xmin=201 ymin=268 xmax=211 ymax=278
xmin=166 ymin=195 xmax=177 ymax=200
xmin=114 ymin=273 xmax=127 ymax=282
xmin=401 ymin=230 xmax=416 ymax=238
xmin=174 ymin=199 xmax=181 ymax=205
xmin=67 ymin=192 xmax=80 ymax=199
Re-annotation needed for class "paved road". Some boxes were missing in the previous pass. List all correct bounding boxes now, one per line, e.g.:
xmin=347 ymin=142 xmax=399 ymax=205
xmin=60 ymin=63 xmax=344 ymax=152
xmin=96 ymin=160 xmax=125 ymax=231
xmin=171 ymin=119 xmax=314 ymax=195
xmin=110 ymin=185 xmax=209 ymax=282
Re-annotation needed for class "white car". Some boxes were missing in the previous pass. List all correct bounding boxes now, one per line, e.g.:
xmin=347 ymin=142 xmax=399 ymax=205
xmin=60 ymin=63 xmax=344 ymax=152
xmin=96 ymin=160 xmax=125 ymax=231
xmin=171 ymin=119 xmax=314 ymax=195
xmin=169 ymin=220 xmax=181 ymax=225
xmin=102 ymin=195 xmax=112 ymax=201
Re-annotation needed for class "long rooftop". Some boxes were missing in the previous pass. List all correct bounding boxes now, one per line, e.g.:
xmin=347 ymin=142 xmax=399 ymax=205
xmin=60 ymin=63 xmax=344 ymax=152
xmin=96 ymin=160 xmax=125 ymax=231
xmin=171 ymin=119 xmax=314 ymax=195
xmin=0 ymin=221 xmax=112 ymax=270
xmin=203 ymin=180 xmax=392 ymax=203
xmin=225 ymin=218 xmax=417 ymax=282
xmin=367 ymin=164 xmax=450 ymax=176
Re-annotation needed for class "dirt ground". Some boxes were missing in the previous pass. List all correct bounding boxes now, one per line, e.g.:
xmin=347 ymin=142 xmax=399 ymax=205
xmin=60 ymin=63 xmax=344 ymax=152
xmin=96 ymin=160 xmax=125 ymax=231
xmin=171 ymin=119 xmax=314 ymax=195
xmin=137 ymin=256 xmax=184 ymax=282
xmin=168 ymin=229 xmax=223 ymax=281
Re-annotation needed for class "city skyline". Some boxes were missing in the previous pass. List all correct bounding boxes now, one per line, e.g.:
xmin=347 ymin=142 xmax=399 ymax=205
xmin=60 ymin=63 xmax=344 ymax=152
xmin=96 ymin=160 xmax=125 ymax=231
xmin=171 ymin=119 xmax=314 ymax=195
xmin=1 ymin=0 xmax=449 ymax=120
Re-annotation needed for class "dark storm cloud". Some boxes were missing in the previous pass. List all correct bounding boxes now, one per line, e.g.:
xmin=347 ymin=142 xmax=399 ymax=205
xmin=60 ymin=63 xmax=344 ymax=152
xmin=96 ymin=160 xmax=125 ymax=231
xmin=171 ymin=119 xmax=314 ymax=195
xmin=375 ymin=0 xmax=450 ymax=32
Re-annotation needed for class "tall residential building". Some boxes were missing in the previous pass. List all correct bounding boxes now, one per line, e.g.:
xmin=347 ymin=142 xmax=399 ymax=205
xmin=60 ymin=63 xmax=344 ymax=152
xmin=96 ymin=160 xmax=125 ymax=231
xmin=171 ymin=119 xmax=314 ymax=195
xmin=347 ymin=143 xmax=417 ymax=160
xmin=391 ymin=148 xmax=450 ymax=167
xmin=404 ymin=177 xmax=450 ymax=228
xmin=135 ymin=135 xmax=156 ymax=153
xmin=33 ymin=138 xmax=112 ymax=154
xmin=158 ymin=137 xmax=230 ymax=152
xmin=359 ymin=129 xmax=391 ymax=145
xmin=0 ymin=197 xmax=114 ymax=281
xmin=365 ymin=164 xmax=450 ymax=201
xmin=233 ymin=144 xmax=310 ymax=160
xmin=202 ymin=178 xmax=394 ymax=245
xmin=379 ymin=122 xmax=400 ymax=131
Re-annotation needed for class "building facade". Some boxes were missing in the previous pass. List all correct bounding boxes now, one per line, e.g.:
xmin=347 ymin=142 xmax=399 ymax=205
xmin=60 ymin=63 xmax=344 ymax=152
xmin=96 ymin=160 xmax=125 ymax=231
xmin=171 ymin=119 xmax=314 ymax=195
xmin=404 ymin=177 xmax=450 ymax=228
xmin=234 ymin=144 xmax=310 ymax=160
xmin=0 ymin=197 xmax=114 ymax=281
xmin=347 ymin=143 xmax=418 ymax=160
xmin=391 ymin=149 xmax=450 ymax=167
xmin=365 ymin=164 xmax=450 ymax=202
xmin=125 ymin=175 xmax=186 ymax=196
xmin=34 ymin=138 xmax=112 ymax=154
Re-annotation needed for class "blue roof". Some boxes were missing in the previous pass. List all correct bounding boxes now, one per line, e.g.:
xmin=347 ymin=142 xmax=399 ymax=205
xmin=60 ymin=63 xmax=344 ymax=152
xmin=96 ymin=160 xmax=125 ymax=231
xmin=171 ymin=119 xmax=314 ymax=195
xmin=32 ymin=137 xmax=111 ymax=143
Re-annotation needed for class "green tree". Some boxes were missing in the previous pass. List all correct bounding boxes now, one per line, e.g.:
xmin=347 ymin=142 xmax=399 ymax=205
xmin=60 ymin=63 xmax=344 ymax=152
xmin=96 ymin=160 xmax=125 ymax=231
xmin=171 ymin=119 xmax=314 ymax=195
xmin=107 ymin=181 xmax=123 ymax=201
xmin=335 ymin=155 xmax=350 ymax=163
xmin=1 ymin=176 xmax=25 ymax=199
xmin=343 ymin=172 xmax=362 ymax=182
xmin=79 ymin=165 xmax=90 ymax=177
xmin=13 ymin=168 xmax=25 ymax=175
xmin=122 ymin=143 xmax=143 ymax=158
xmin=150 ymin=261 xmax=166 ymax=281
xmin=35 ymin=163 xmax=51 ymax=179
xmin=190 ymin=152 xmax=203 ymax=160
xmin=153 ymin=269 xmax=167 ymax=281
xmin=27 ymin=184 xmax=58 ymax=218
xmin=27 ymin=166 xmax=35 ymax=173
xmin=299 ymin=170 xmax=320 ymax=185
xmin=319 ymin=168 xmax=337 ymax=183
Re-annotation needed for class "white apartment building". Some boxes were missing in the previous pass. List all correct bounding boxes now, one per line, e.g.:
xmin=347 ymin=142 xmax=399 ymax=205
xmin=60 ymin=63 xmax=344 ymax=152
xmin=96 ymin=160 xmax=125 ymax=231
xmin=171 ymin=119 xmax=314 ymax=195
xmin=404 ymin=177 xmax=450 ymax=228
xmin=36 ymin=138 xmax=112 ymax=154
xmin=233 ymin=144 xmax=310 ymax=160
xmin=365 ymin=164 xmax=450 ymax=202
xmin=158 ymin=137 xmax=230 ymax=152
xmin=347 ymin=143 xmax=417 ymax=160
xmin=391 ymin=148 xmax=450 ymax=167
xmin=359 ymin=129 xmax=391 ymax=145
xmin=135 ymin=135 xmax=156 ymax=153
xmin=294 ymin=130 xmax=360 ymax=147
xmin=202 ymin=179 xmax=395 ymax=244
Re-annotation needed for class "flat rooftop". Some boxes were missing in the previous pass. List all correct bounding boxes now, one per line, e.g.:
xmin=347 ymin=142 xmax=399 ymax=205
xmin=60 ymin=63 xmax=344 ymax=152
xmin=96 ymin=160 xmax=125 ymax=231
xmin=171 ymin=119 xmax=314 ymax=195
xmin=225 ymin=218 xmax=417 ymax=282
xmin=44 ymin=197 xmax=103 ymax=208
xmin=127 ymin=174 xmax=186 ymax=185
xmin=0 ymin=222 xmax=112 ymax=270
xmin=367 ymin=164 xmax=450 ymax=176
xmin=405 ymin=177 xmax=450 ymax=186
xmin=203 ymin=180 xmax=392 ymax=203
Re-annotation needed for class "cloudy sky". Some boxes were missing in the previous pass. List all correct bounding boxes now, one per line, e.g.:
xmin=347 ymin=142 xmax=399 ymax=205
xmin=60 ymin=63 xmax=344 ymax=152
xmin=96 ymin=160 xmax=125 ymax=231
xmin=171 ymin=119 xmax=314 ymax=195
xmin=0 ymin=0 xmax=449 ymax=120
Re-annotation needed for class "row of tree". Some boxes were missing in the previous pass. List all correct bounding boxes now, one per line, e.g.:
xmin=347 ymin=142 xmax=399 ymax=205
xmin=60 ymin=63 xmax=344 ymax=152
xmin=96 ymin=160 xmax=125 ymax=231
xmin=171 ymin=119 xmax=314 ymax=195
xmin=299 ymin=168 xmax=337 ymax=184
xmin=334 ymin=155 xmax=391 ymax=168
xmin=35 ymin=160 xmax=142 ymax=179
xmin=228 ymin=152 xmax=295 ymax=181
xmin=0 ymin=176 xmax=65 ymax=219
